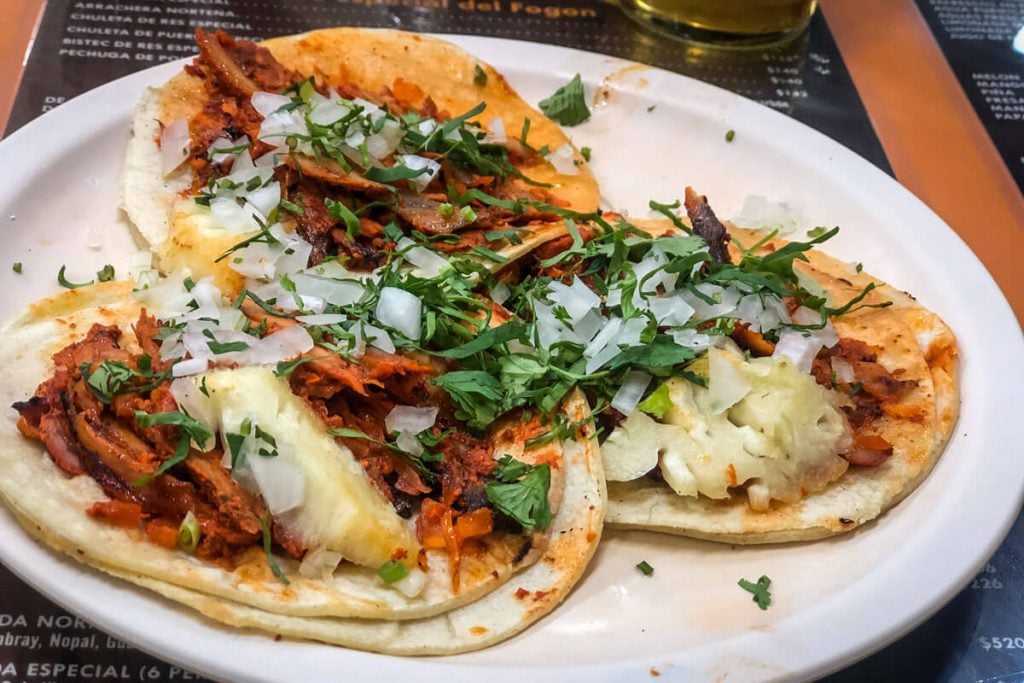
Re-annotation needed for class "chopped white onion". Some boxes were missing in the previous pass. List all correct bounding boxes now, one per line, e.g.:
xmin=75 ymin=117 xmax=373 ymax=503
xmin=532 ymin=302 xmax=569 ymax=348
xmin=365 ymin=119 xmax=403 ymax=160
xmin=707 ymin=348 xmax=752 ymax=414
xmin=747 ymin=482 xmax=771 ymax=511
xmin=246 ymin=452 xmax=305 ymax=515
xmin=548 ymin=144 xmax=580 ymax=176
xmin=298 ymin=546 xmax=344 ymax=580
xmin=248 ymin=325 xmax=314 ymax=365
xmin=611 ymin=371 xmax=651 ymax=417
xmin=831 ymin=357 xmax=856 ymax=384
xmin=574 ymin=309 xmax=606 ymax=345
xmin=391 ymin=568 xmax=427 ymax=597
xmin=359 ymin=323 xmax=395 ymax=354
xmin=681 ymin=284 xmax=740 ymax=321
xmin=795 ymin=269 xmax=832 ymax=306
xmin=648 ymin=294 xmax=695 ymax=327
xmin=376 ymin=287 xmax=422 ymax=341
xmin=490 ymin=282 xmax=511 ymax=305
xmin=732 ymin=195 xmax=803 ymax=234
xmin=632 ymin=248 xmax=677 ymax=300
xmin=385 ymin=406 xmax=438 ymax=436
xmin=172 ymin=357 xmax=209 ymax=377
xmin=546 ymin=276 xmax=600 ymax=324
xmin=396 ymin=237 xmax=449 ymax=278
xmin=583 ymin=317 xmax=622 ymax=359
xmin=209 ymin=196 xmax=263 ymax=233
xmin=169 ymin=377 xmax=218 ymax=449
xmin=772 ymin=329 xmax=823 ymax=374
xmin=259 ymin=109 xmax=310 ymax=147
xmin=296 ymin=313 xmax=348 ymax=325
xmin=251 ymin=91 xmax=293 ymax=118
xmin=670 ymin=328 xmax=712 ymax=351
xmin=485 ymin=117 xmax=507 ymax=144
xmin=228 ymin=242 xmax=280 ymax=280
xmin=584 ymin=317 xmax=646 ymax=374
xmin=160 ymin=118 xmax=190 ymax=176
xmin=245 ymin=181 xmax=282 ymax=220
xmin=291 ymin=273 xmax=365 ymax=307
xmin=396 ymin=430 xmax=424 ymax=458
xmin=208 ymin=136 xmax=246 ymax=165
xmin=309 ymin=98 xmax=350 ymax=126
xmin=396 ymin=155 xmax=441 ymax=192
xmin=127 ymin=251 xmax=154 ymax=281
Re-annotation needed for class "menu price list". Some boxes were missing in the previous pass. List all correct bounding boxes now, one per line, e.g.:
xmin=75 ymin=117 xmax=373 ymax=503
xmin=826 ymin=510 xmax=1024 ymax=683
xmin=8 ymin=0 xmax=890 ymax=171
xmin=916 ymin=0 xmax=1024 ymax=194
xmin=0 ymin=562 xmax=211 ymax=682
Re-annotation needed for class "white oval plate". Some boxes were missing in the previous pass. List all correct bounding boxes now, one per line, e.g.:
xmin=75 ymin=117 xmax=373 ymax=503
xmin=0 ymin=35 xmax=1021 ymax=683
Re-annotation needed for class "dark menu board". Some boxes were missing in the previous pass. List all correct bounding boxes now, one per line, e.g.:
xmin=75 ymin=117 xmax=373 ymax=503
xmin=916 ymin=0 xmax=1024 ymax=194
xmin=5 ymin=0 xmax=890 ymax=171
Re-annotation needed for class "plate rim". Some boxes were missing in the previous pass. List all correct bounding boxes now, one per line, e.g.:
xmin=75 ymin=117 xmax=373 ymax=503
xmin=0 ymin=32 xmax=1021 ymax=683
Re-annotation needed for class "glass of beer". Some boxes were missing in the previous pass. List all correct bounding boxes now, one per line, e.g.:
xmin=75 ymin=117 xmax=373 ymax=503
xmin=617 ymin=0 xmax=819 ymax=47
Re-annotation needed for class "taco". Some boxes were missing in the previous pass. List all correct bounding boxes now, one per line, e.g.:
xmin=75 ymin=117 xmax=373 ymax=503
xmin=491 ymin=188 xmax=958 ymax=543
xmin=0 ymin=262 xmax=604 ymax=626
xmin=15 ymin=389 xmax=602 ymax=655
xmin=121 ymin=28 xmax=598 ymax=292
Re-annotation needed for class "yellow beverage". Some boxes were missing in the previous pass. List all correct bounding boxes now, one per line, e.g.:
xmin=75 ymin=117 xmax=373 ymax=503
xmin=618 ymin=0 xmax=818 ymax=46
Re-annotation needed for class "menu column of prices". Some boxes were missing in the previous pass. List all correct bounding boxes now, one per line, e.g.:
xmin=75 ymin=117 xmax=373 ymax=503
xmin=916 ymin=0 xmax=1024 ymax=194
xmin=0 ymin=565 xmax=212 ymax=683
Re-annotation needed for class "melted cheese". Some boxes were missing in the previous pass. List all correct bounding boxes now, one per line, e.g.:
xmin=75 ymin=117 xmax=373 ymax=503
xmin=603 ymin=354 xmax=851 ymax=510
xmin=195 ymin=367 xmax=419 ymax=568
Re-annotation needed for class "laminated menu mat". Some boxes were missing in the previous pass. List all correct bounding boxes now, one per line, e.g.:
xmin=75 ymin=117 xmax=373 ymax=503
xmin=5 ymin=0 xmax=890 ymax=171
xmin=916 ymin=0 xmax=1024 ymax=195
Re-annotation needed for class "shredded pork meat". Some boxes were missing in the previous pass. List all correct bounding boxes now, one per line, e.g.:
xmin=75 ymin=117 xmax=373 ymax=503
xmin=181 ymin=28 xmax=560 ymax=272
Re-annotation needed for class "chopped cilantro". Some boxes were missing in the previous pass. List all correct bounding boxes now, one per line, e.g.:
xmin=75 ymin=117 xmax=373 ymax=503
xmin=725 ymin=129 xmax=736 ymax=142
xmin=470 ymin=246 xmax=509 ymax=264
xmin=57 ymin=265 xmax=92 ymax=289
xmin=432 ymin=371 xmax=503 ymax=430
xmin=177 ymin=512 xmax=201 ymax=552
xmin=377 ymin=560 xmax=410 ymax=584
xmin=203 ymin=335 xmax=250 ymax=355
xmin=738 ymin=575 xmax=772 ymax=609
xmin=261 ymin=515 xmax=290 ymax=585
xmin=96 ymin=264 xmax=115 ymax=282
xmin=363 ymin=164 xmax=429 ymax=184
xmin=807 ymin=226 xmax=829 ymax=239
xmin=80 ymin=359 xmax=170 ymax=404
xmin=11 ymin=262 xmax=22 ymax=274
xmin=132 ymin=433 xmax=191 ymax=487
xmin=538 ymin=74 xmax=591 ymax=126
xmin=274 ymin=356 xmax=318 ymax=377
xmin=637 ymin=382 xmax=672 ymax=419
xmin=325 ymin=197 xmax=361 ymax=239
xmin=473 ymin=64 xmax=488 ymax=87
xmin=279 ymin=198 xmax=306 ymax=216
xmin=485 ymin=455 xmax=552 ymax=530
xmin=134 ymin=410 xmax=213 ymax=447
xmin=580 ymin=146 xmax=591 ymax=162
